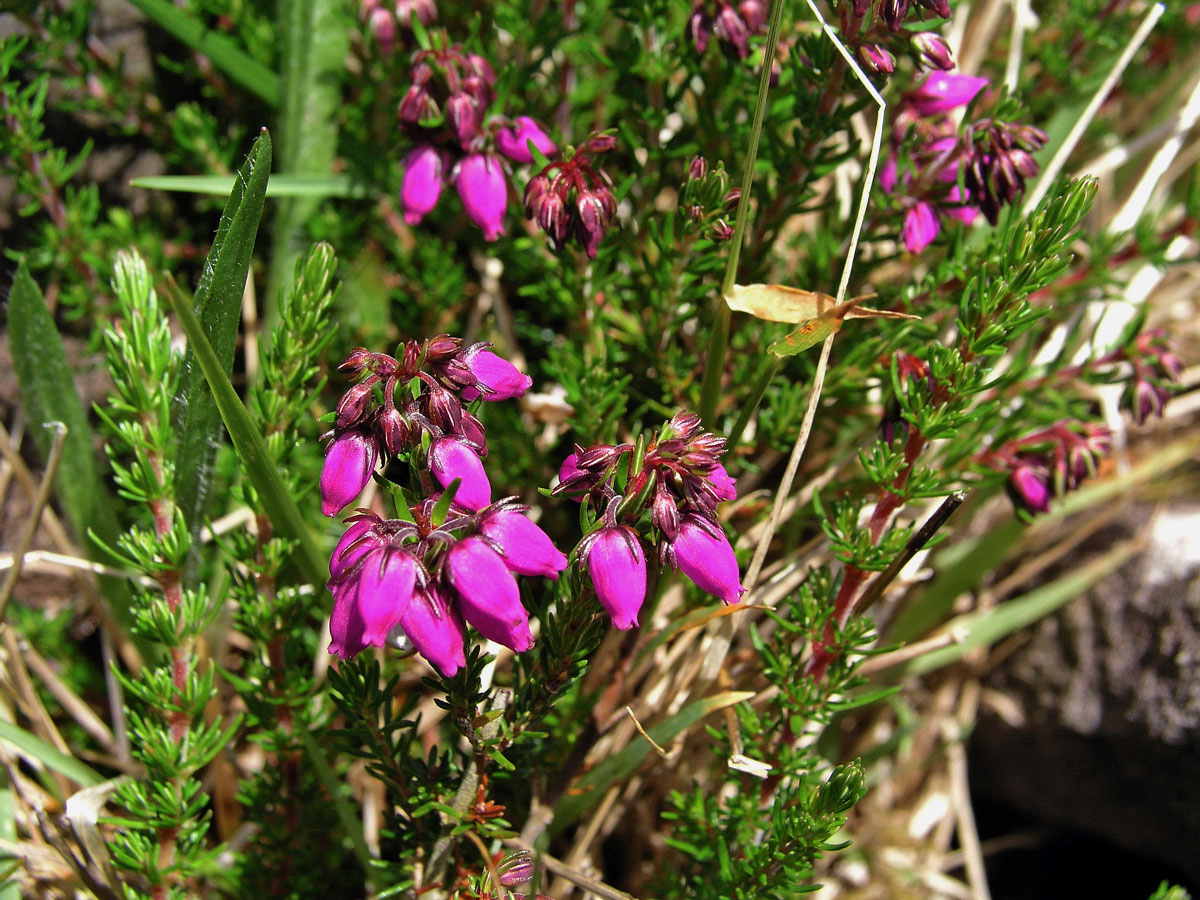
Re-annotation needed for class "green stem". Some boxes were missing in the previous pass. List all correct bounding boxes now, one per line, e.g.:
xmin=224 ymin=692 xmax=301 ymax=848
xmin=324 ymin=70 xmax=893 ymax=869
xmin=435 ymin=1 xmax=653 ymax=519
xmin=698 ymin=0 xmax=788 ymax=428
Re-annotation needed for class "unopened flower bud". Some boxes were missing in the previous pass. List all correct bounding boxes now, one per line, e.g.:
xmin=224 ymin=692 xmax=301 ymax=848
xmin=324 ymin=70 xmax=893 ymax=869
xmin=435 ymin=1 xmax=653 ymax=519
xmin=336 ymin=381 xmax=376 ymax=428
xmin=398 ymin=84 xmax=433 ymax=125
xmin=378 ymin=406 xmax=410 ymax=454
xmin=859 ymin=43 xmax=896 ymax=75
xmin=446 ymin=92 xmax=479 ymax=147
xmin=688 ymin=156 xmax=708 ymax=181
xmin=586 ymin=134 xmax=617 ymax=153
xmin=912 ymin=32 xmax=954 ymax=70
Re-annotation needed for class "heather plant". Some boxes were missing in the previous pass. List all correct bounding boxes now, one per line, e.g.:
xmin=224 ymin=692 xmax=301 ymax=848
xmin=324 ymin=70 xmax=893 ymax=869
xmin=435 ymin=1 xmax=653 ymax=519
xmin=3 ymin=0 xmax=1199 ymax=899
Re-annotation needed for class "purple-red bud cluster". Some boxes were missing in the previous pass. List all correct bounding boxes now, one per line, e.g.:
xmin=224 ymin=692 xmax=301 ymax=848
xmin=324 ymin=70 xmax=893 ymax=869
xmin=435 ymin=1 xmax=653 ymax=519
xmin=524 ymin=134 xmax=618 ymax=258
xmin=984 ymin=421 xmax=1112 ymax=517
xmin=555 ymin=411 xmax=744 ymax=630
xmin=687 ymin=0 xmax=769 ymax=58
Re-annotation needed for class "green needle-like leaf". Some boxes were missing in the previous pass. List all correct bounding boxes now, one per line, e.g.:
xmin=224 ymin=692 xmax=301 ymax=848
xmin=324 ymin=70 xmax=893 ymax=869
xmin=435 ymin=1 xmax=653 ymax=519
xmin=130 ymin=174 xmax=365 ymax=198
xmin=165 ymin=257 xmax=328 ymax=592
xmin=174 ymin=130 xmax=272 ymax=583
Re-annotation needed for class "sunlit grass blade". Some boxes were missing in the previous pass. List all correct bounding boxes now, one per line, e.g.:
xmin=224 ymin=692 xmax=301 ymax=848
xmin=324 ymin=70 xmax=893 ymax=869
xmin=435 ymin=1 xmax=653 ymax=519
xmin=0 ymin=720 xmax=102 ymax=789
xmin=122 ymin=0 xmax=280 ymax=106
xmin=130 ymin=173 xmax=366 ymax=197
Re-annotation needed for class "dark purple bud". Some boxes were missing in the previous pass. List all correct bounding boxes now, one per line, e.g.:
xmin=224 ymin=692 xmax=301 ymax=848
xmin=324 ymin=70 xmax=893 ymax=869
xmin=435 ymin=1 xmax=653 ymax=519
xmin=410 ymin=60 xmax=433 ymax=87
xmin=882 ymin=0 xmax=912 ymax=30
xmin=652 ymin=486 xmax=680 ymax=539
xmin=738 ymin=0 xmax=767 ymax=32
xmin=378 ymin=406 xmax=410 ymax=454
xmin=338 ymin=347 xmax=373 ymax=374
xmin=336 ymin=381 xmax=376 ymax=428
xmin=859 ymin=43 xmax=896 ymax=75
xmin=426 ymin=385 xmax=463 ymax=433
xmin=713 ymin=3 xmax=750 ymax=57
xmin=446 ymin=92 xmax=480 ymax=147
xmin=524 ymin=173 xmax=551 ymax=218
xmin=688 ymin=3 xmax=712 ymax=54
xmin=466 ymin=52 xmax=496 ymax=85
xmin=398 ymin=84 xmax=433 ymax=126
xmin=458 ymin=411 xmax=487 ymax=448
xmin=586 ymin=134 xmax=617 ymax=154
xmin=688 ymin=156 xmax=708 ymax=181
xmin=853 ymin=0 xmax=871 ymax=14
xmin=917 ymin=0 xmax=951 ymax=18
xmin=576 ymin=189 xmax=613 ymax=258
xmin=367 ymin=7 xmax=396 ymax=53
xmin=1009 ymin=148 xmax=1039 ymax=179
xmin=578 ymin=443 xmax=621 ymax=469
xmin=710 ymin=219 xmax=734 ymax=241
xmin=912 ymin=32 xmax=954 ymax=71
xmin=536 ymin=189 xmax=570 ymax=247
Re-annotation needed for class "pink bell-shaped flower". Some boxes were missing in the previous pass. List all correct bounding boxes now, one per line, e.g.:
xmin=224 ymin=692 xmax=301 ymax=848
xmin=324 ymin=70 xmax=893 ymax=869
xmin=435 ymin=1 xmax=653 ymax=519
xmin=496 ymin=116 xmax=557 ymax=164
xmin=480 ymin=508 xmax=569 ymax=579
xmin=329 ymin=581 xmax=370 ymax=660
xmin=355 ymin=548 xmax=419 ymax=646
xmin=707 ymin=461 xmax=738 ymax=502
xmin=428 ymin=437 xmax=492 ymax=510
xmin=460 ymin=347 xmax=533 ymax=401
xmin=674 ymin=515 xmax=744 ymax=605
xmin=911 ymin=73 xmax=988 ymax=116
xmin=446 ymin=537 xmax=533 ymax=651
xmin=455 ymin=153 xmax=508 ymax=241
xmin=401 ymin=145 xmax=446 ymax=225
xmin=329 ymin=517 xmax=383 ymax=580
xmin=584 ymin=526 xmax=646 ymax=630
xmin=395 ymin=584 xmax=467 ymax=677
xmin=902 ymin=201 xmax=940 ymax=254
xmin=321 ymin=430 xmax=378 ymax=517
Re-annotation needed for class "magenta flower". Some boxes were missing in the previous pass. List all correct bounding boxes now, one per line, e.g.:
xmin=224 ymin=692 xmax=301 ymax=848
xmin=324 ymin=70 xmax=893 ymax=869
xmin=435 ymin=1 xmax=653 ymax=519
xmin=911 ymin=74 xmax=988 ymax=116
xmin=321 ymin=430 xmax=379 ymax=517
xmin=496 ymin=116 xmax=557 ymax=164
xmin=460 ymin=347 xmax=533 ymax=401
xmin=480 ymin=508 xmax=569 ymax=579
xmin=329 ymin=516 xmax=384 ymax=579
xmin=455 ymin=153 xmax=508 ymax=241
xmin=355 ymin=548 xmax=419 ymax=646
xmin=428 ymin=437 xmax=492 ymax=510
xmin=674 ymin=515 xmax=744 ymax=604
xmin=446 ymin=537 xmax=533 ymax=651
xmin=329 ymin=581 xmax=370 ymax=660
xmin=902 ymin=201 xmax=940 ymax=253
xmin=707 ymin=462 xmax=738 ymax=502
xmin=584 ymin=526 xmax=647 ymax=630
xmin=395 ymin=584 xmax=467 ymax=677
xmin=1007 ymin=464 xmax=1052 ymax=515
xmin=401 ymin=145 xmax=447 ymax=225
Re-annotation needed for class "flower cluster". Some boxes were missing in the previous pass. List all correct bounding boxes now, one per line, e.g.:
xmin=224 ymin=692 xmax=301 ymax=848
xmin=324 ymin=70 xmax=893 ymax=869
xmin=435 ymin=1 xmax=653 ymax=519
xmin=982 ymin=421 xmax=1112 ymax=516
xmin=687 ymin=0 xmax=768 ymax=59
xmin=327 ymin=497 xmax=567 ymax=673
xmin=361 ymin=0 xmax=436 ymax=54
xmin=882 ymin=73 xmax=1045 ymax=252
xmin=553 ymin=412 xmax=743 ymax=629
xmin=524 ymin=134 xmax=618 ymax=258
xmin=320 ymin=338 xmax=565 ymax=674
xmin=397 ymin=37 xmax=557 ymax=240
xmin=680 ymin=156 xmax=740 ymax=242
xmin=320 ymin=338 xmax=532 ymax=517
xmin=1126 ymin=329 xmax=1183 ymax=425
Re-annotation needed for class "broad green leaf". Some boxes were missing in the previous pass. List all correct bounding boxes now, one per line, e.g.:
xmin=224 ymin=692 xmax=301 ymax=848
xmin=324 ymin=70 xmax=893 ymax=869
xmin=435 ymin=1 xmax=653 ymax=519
xmin=0 ymin=720 xmax=102 ymax=788
xmin=174 ymin=130 xmax=272 ymax=583
xmin=122 ymin=0 xmax=279 ymax=105
xmin=265 ymin=0 xmax=350 ymax=339
xmin=130 ymin=174 xmax=365 ymax=197
xmin=549 ymin=690 xmax=754 ymax=835
xmin=164 ymin=260 xmax=328 ymax=591
xmin=8 ymin=262 xmax=135 ymax=632
xmin=901 ymin=538 xmax=1139 ymax=677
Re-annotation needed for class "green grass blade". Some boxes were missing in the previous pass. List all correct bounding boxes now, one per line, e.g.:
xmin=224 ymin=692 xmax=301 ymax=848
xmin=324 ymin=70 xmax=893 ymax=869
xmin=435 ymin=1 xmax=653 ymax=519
xmin=8 ymin=262 xmax=135 ymax=633
xmin=174 ymin=130 xmax=272 ymax=583
xmin=122 ymin=0 xmax=279 ymax=106
xmin=0 ymin=720 xmax=103 ymax=788
xmin=900 ymin=538 xmax=1139 ymax=677
xmin=130 ymin=174 xmax=365 ymax=197
xmin=265 ymin=0 xmax=350 ymax=339
xmin=164 ymin=261 xmax=328 ymax=591
xmin=549 ymin=690 xmax=754 ymax=835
